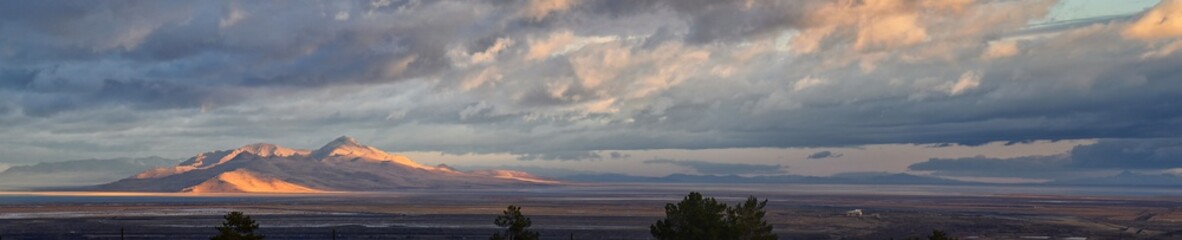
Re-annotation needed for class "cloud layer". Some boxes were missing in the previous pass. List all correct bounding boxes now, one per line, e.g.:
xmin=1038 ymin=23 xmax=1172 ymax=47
xmin=0 ymin=1 xmax=1178 ymax=167
xmin=909 ymin=138 xmax=1182 ymax=179
xmin=806 ymin=150 xmax=843 ymax=160
xmin=644 ymin=159 xmax=786 ymax=175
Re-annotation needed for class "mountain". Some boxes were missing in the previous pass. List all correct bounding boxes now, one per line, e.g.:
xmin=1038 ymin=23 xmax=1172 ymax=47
xmin=561 ymin=172 xmax=972 ymax=185
xmin=1048 ymin=171 xmax=1182 ymax=187
xmin=95 ymin=136 xmax=557 ymax=193
xmin=0 ymin=157 xmax=179 ymax=189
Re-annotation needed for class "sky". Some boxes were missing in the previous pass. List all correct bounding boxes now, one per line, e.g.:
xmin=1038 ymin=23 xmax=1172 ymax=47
xmin=0 ymin=0 xmax=1180 ymax=182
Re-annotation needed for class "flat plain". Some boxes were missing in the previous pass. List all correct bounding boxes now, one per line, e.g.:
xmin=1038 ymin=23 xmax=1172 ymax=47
xmin=1 ymin=183 xmax=1180 ymax=239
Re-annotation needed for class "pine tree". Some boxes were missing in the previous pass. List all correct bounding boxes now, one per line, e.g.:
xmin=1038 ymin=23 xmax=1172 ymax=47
xmin=728 ymin=196 xmax=777 ymax=240
xmin=490 ymin=205 xmax=540 ymax=240
xmin=651 ymin=192 xmax=779 ymax=240
xmin=927 ymin=230 xmax=958 ymax=240
xmin=650 ymin=192 xmax=732 ymax=240
xmin=211 ymin=211 xmax=264 ymax=240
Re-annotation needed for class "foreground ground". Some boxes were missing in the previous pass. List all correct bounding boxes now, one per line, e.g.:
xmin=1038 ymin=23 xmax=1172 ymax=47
xmin=0 ymin=183 xmax=1180 ymax=239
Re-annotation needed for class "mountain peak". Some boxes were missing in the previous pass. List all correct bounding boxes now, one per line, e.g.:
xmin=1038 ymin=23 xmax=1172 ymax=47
xmin=310 ymin=136 xmax=433 ymax=169
xmin=179 ymin=143 xmax=303 ymax=167
xmin=316 ymin=136 xmax=367 ymax=152
xmin=234 ymin=143 xmax=305 ymax=158
xmin=330 ymin=136 xmax=360 ymax=146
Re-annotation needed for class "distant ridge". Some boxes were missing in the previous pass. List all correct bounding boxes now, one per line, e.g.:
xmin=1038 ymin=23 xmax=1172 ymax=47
xmin=560 ymin=172 xmax=972 ymax=185
xmin=0 ymin=157 xmax=180 ymax=189
xmin=560 ymin=172 xmax=1182 ymax=187
xmin=1048 ymin=171 xmax=1182 ymax=187
xmin=95 ymin=136 xmax=557 ymax=193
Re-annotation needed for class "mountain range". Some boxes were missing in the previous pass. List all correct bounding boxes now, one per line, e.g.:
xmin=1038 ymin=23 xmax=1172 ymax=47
xmin=559 ymin=172 xmax=973 ymax=185
xmin=93 ymin=136 xmax=556 ymax=193
xmin=1048 ymin=171 xmax=1182 ymax=187
xmin=0 ymin=157 xmax=179 ymax=189
xmin=560 ymin=171 xmax=1182 ymax=187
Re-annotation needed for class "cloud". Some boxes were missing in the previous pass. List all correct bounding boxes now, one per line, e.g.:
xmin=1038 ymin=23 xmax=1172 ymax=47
xmin=17 ymin=79 xmax=235 ymax=117
xmin=1069 ymin=138 xmax=1182 ymax=169
xmin=468 ymin=37 xmax=514 ymax=65
xmin=1124 ymin=0 xmax=1182 ymax=40
xmin=523 ymin=0 xmax=578 ymax=21
xmin=451 ymin=164 xmax=600 ymax=178
xmin=511 ymin=150 xmax=627 ymax=161
xmin=909 ymin=154 xmax=1075 ymax=178
xmin=526 ymin=31 xmax=577 ymax=61
xmin=516 ymin=151 xmax=603 ymax=161
xmin=791 ymin=0 xmax=974 ymax=53
xmin=644 ymin=159 xmax=786 ymax=175
xmin=909 ymin=138 xmax=1182 ymax=179
xmin=792 ymin=76 xmax=826 ymax=92
xmin=218 ymin=3 xmax=248 ymax=29
xmin=0 ymin=0 xmax=1179 ymax=169
xmin=946 ymin=71 xmax=980 ymax=95
xmin=608 ymin=151 xmax=630 ymax=159
xmin=806 ymin=150 xmax=842 ymax=160
xmin=980 ymin=40 xmax=1019 ymax=60
xmin=0 ymin=68 xmax=37 ymax=90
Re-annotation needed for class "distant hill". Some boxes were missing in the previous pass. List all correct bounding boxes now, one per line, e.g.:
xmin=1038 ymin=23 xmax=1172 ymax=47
xmin=93 ymin=136 xmax=558 ymax=193
xmin=561 ymin=172 xmax=972 ymax=185
xmin=0 ymin=157 xmax=179 ymax=189
xmin=562 ymin=171 xmax=1182 ymax=188
xmin=1048 ymin=171 xmax=1182 ymax=187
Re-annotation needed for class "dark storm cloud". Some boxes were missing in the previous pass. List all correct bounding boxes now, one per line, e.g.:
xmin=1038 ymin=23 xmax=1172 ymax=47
xmin=0 ymin=1 xmax=202 ymax=63
xmin=0 ymin=102 xmax=14 ymax=116
xmin=608 ymin=152 xmax=630 ymax=159
xmin=909 ymin=138 xmax=1182 ymax=179
xmin=806 ymin=151 xmax=842 ymax=160
xmin=0 ymin=1 xmax=494 ymax=116
xmin=1070 ymin=138 xmax=1182 ymax=169
xmin=18 ymin=79 xmax=233 ymax=117
xmin=909 ymin=155 xmax=1076 ymax=178
xmin=644 ymin=159 xmax=786 ymax=175
xmin=0 ymin=69 xmax=38 ymax=89
xmin=573 ymin=0 xmax=810 ymax=44
xmin=925 ymin=143 xmax=957 ymax=148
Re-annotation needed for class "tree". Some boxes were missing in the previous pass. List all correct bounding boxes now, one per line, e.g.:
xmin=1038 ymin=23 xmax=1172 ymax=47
xmin=211 ymin=211 xmax=264 ymax=240
xmin=728 ymin=196 xmax=777 ymax=240
xmin=926 ymin=230 xmax=958 ymax=240
xmin=650 ymin=192 xmax=733 ymax=240
xmin=490 ymin=205 xmax=540 ymax=240
xmin=651 ymin=192 xmax=778 ymax=240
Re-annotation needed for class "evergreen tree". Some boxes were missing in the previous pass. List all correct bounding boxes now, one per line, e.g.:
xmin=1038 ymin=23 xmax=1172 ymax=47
xmin=651 ymin=192 xmax=778 ymax=240
xmin=926 ymin=230 xmax=958 ymax=240
xmin=650 ymin=192 xmax=732 ymax=240
xmin=728 ymin=196 xmax=777 ymax=240
xmin=211 ymin=211 xmax=264 ymax=240
xmin=490 ymin=205 xmax=540 ymax=240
